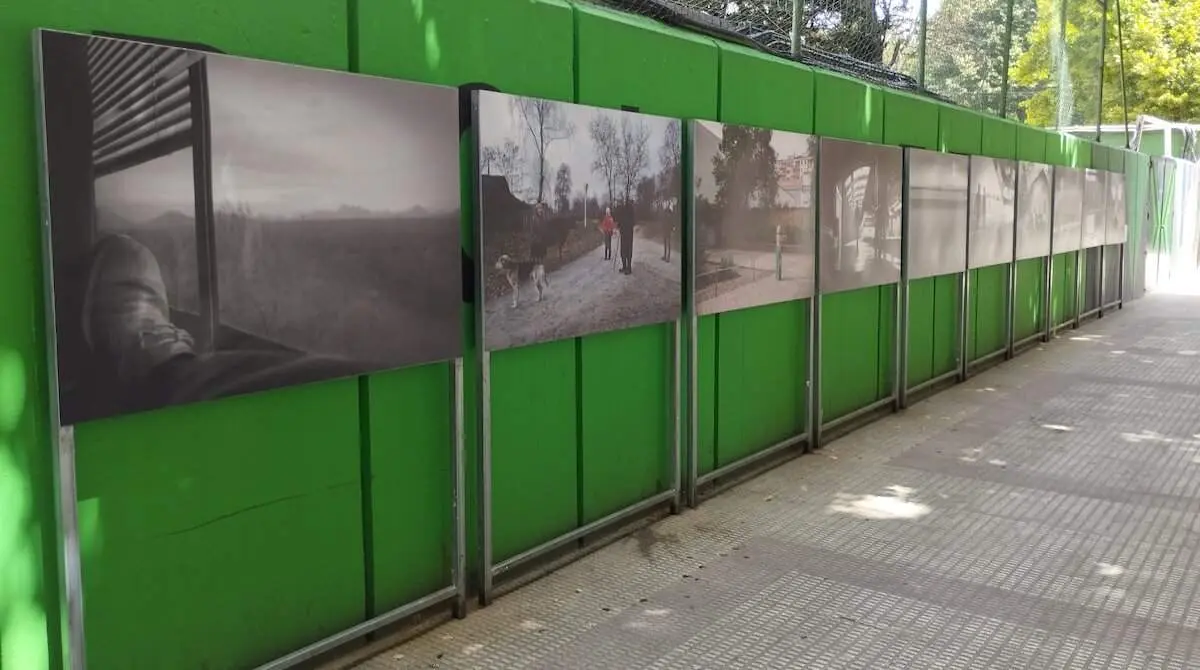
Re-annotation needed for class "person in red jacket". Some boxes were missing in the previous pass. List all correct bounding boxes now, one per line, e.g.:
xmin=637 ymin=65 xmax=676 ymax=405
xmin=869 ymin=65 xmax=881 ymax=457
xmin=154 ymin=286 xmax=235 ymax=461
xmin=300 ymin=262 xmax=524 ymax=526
xmin=599 ymin=207 xmax=616 ymax=260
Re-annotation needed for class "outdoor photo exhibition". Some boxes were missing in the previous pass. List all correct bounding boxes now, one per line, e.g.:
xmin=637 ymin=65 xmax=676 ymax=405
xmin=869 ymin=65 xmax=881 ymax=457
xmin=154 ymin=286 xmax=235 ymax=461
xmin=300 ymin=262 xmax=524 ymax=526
xmin=38 ymin=31 xmax=463 ymax=425
xmin=968 ymin=156 xmax=1017 ymax=268
xmin=906 ymin=148 xmax=969 ymax=280
xmin=692 ymin=120 xmax=816 ymax=315
xmin=475 ymin=91 xmax=683 ymax=351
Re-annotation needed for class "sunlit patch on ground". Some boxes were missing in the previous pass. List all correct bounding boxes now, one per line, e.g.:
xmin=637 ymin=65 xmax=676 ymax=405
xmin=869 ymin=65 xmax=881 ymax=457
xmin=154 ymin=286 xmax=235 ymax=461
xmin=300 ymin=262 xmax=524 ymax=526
xmin=828 ymin=486 xmax=932 ymax=521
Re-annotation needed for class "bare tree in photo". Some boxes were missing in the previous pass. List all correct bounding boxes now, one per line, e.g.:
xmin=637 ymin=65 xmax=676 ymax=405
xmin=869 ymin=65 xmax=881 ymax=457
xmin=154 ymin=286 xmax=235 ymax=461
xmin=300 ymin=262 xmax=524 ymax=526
xmin=589 ymin=114 xmax=622 ymax=206
xmin=658 ymin=120 xmax=682 ymax=207
xmin=618 ymin=116 xmax=651 ymax=206
xmin=554 ymin=163 xmax=573 ymax=214
xmin=511 ymin=97 xmax=574 ymax=204
xmin=482 ymin=139 xmax=523 ymax=196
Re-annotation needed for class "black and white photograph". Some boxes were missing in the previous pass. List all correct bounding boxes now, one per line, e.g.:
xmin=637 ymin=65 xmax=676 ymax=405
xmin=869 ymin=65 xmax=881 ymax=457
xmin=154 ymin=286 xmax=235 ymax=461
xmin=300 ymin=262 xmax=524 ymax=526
xmin=1015 ymin=161 xmax=1053 ymax=261
xmin=1106 ymin=172 xmax=1128 ymax=245
xmin=692 ymin=121 xmax=815 ymax=315
xmin=818 ymin=138 xmax=903 ymax=294
xmin=968 ymin=156 xmax=1017 ymax=268
xmin=906 ymin=149 xmax=968 ymax=280
xmin=37 ymin=30 xmax=463 ymax=425
xmin=1052 ymin=167 xmax=1084 ymax=254
xmin=474 ymin=91 xmax=683 ymax=351
xmin=1082 ymin=169 xmax=1108 ymax=248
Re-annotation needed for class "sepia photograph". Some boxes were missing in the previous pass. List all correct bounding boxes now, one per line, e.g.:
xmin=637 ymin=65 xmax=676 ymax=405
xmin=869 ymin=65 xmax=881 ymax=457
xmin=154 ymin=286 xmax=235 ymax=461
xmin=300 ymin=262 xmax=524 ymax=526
xmin=692 ymin=121 xmax=815 ymax=315
xmin=1082 ymin=169 xmax=1108 ymax=248
xmin=37 ymin=30 xmax=463 ymax=425
xmin=474 ymin=91 xmax=683 ymax=351
xmin=818 ymin=138 xmax=903 ymax=294
xmin=1015 ymin=161 xmax=1053 ymax=261
xmin=1052 ymin=167 xmax=1084 ymax=254
xmin=1106 ymin=172 xmax=1128 ymax=245
xmin=968 ymin=156 xmax=1017 ymax=268
xmin=906 ymin=149 xmax=968 ymax=280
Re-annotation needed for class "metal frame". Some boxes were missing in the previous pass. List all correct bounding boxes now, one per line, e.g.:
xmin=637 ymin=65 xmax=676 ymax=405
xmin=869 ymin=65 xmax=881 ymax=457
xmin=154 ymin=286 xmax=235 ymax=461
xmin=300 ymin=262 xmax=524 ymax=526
xmin=1042 ymin=170 xmax=1057 ymax=343
xmin=958 ymin=158 xmax=974 ymax=383
xmin=472 ymin=94 xmax=683 ymax=605
xmin=897 ymin=150 xmax=913 ymax=408
xmin=811 ymin=140 xmax=825 ymax=447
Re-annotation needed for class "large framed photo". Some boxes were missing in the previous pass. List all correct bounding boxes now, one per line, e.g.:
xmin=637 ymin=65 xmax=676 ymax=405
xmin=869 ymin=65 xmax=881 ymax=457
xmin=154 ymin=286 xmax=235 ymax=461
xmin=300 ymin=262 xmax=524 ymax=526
xmin=1052 ymin=167 xmax=1084 ymax=254
xmin=1106 ymin=172 xmax=1128 ymax=245
xmin=1081 ymin=169 xmax=1108 ymax=248
xmin=967 ymin=156 xmax=1017 ymax=268
xmin=1015 ymin=161 xmax=1053 ymax=261
xmin=817 ymin=138 xmax=903 ymax=294
xmin=906 ymin=148 xmax=968 ymax=280
xmin=473 ymin=91 xmax=683 ymax=351
xmin=36 ymin=30 xmax=463 ymax=426
xmin=692 ymin=121 xmax=815 ymax=315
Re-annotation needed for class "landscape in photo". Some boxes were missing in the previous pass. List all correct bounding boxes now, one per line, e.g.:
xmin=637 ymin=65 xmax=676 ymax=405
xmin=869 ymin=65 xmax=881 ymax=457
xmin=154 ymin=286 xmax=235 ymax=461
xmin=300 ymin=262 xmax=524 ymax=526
xmin=906 ymin=149 xmax=968 ymax=280
xmin=818 ymin=138 xmax=903 ymax=294
xmin=475 ymin=91 xmax=683 ymax=351
xmin=968 ymin=156 xmax=1017 ymax=268
xmin=692 ymin=121 xmax=816 ymax=315
xmin=1053 ymin=167 xmax=1084 ymax=253
xmin=1015 ymin=162 xmax=1053 ymax=261
xmin=1082 ymin=169 xmax=1108 ymax=248
xmin=38 ymin=31 xmax=462 ymax=425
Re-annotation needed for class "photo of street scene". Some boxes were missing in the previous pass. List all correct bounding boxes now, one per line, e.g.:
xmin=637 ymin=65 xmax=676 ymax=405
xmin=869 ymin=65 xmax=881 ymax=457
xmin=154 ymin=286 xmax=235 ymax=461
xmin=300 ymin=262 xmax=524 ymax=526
xmin=1015 ymin=161 xmax=1053 ymax=260
xmin=1106 ymin=172 xmax=1128 ymax=245
xmin=692 ymin=121 xmax=815 ymax=315
xmin=1082 ymin=169 xmax=1108 ymax=248
xmin=475 ymin=91 xmax=683 ymax=351
xmin=37 ymin=31 xmax=462 ymax=425
xmin=1052 ymin=167 xmax=1084 ymax=253
xmin=968 ymin=156 xmax=1017 ymax=268
xmin=906 ymin=149 xmax=968 ymax=280
xmin=818 ymin=138 xmax=903 ymax=294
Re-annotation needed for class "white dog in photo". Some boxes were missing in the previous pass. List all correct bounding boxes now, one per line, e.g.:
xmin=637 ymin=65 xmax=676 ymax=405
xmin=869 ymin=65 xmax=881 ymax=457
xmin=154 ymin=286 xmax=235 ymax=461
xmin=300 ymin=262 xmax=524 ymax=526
xmin=495 ymin=254 xmax=547 ymax=308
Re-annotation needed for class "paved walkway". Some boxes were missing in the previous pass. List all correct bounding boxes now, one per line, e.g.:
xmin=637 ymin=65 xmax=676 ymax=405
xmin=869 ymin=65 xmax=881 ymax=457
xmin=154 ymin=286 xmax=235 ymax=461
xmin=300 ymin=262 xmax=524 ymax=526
xmin=358 ymin=292 xmax=1200 ymax=669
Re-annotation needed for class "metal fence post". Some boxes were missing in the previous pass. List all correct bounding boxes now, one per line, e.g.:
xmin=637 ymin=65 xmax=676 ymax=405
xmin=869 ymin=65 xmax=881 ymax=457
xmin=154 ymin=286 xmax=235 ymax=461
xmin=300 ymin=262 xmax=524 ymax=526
xmin=999 ymin=0 xmax=1018 ymax=117
xmin=917 ymin=0 xmax=930 ymax=87
xmin=1095 ymin=0 xmax=1110 ymax=139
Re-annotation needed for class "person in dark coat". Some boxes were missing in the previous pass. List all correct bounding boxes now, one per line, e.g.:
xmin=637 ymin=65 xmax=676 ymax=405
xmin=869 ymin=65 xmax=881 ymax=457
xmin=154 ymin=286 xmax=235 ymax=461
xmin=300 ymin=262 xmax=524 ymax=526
xmin=618 ymin=201 xmax=636 ymax=274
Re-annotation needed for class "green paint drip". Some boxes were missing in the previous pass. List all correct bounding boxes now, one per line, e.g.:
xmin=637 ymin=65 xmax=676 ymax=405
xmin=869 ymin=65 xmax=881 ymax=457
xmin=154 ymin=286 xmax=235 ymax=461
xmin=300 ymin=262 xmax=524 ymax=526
xmin=425 ymin=19 xmax=441 ymax=69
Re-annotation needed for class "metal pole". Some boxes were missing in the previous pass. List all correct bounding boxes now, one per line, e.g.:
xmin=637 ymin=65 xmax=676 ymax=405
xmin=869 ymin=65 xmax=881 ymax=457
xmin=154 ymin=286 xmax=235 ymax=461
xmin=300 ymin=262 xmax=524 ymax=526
xmin=1006 ymin=167 xmax=1019 ymax=358
xmin=791 ymin=0 xmax=805 ymax=58
xmin=469 ymin=103 xmax=494 ymax=606
xmin=959 ymin=160 xmax=973 ymax=382
xmin=999 ymin=0 xmax=1018 ymax=117
xmin=810 ymin=141 xmax=823 ymax=449
xmin=1115 ymin=0 xmax=1130 ymax=147
xmin=672 ymin=319 xmax=683 ymax=513
xmin=189 ymin=60 xmax=219 ymax=355
xmin=451 ymin=358 xmax=467 ymax=618
xmin=1043 ymin=169 xmax=1057 ymax=342
xmin=897 ymin=150 xmax=912 ymax=408
xmin=917 ymin=0 xmax=930 ymax=87
xmin=1094 ymin=0 xmax=1110 ymax=140
xmin=686 ymin=125 xmax=699 ymax=506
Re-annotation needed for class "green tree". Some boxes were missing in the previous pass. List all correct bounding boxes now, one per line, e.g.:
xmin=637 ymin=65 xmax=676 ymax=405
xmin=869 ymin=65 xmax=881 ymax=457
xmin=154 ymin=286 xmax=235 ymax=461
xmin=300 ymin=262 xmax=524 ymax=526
xmin=922 ymin=0 xmax=1038 ymax=117
xmin=1010 ymin=0 xmax=1200 ymax=126
xmin=712 ymin=124 xmax=779 ymax=211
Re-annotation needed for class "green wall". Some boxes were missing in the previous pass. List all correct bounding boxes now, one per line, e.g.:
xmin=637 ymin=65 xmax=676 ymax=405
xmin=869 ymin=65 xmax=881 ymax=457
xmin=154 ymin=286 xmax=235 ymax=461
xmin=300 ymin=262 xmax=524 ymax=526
xmin=0 ymin=1 xmax=1153 ymax=669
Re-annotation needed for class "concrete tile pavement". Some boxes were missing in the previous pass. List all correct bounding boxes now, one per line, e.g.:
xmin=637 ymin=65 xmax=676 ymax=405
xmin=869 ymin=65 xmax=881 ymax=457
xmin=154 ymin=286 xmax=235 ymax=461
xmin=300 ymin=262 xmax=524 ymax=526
xmin=357 ymin=292 xmax=1200 ymax=669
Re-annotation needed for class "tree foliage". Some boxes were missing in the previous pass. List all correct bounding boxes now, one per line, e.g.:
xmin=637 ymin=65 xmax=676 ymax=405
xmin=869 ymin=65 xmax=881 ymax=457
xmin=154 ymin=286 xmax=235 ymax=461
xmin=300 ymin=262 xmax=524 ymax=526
xmin=712 ymin=124 xmax=779 ymax=212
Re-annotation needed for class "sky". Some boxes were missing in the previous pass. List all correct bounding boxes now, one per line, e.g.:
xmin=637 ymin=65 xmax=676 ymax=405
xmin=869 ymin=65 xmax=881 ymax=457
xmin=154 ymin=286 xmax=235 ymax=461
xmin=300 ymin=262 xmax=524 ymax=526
xmin=96 ymin=53 xmax=461 ymax=221
xmin=476 ymin=91 xmax=676 ymax=205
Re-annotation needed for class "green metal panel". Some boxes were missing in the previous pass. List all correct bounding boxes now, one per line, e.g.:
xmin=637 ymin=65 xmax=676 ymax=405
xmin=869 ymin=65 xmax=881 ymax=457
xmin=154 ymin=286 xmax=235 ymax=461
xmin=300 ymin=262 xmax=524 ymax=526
xmin=938 ymin=108 xmax=984 ymax=155
xmin=1016 ymin=125 xmax=1049 ymax=163
xmin=980 ymin=117 xmax=1018 ymax=159
xmin=574 ymin=3 xmax=716 ymax=520
xmin=969 ymin=264 xmax=1009 ymax=360
xmin=710 ymin=42 xmax=813 ymax=466
xmin=884 ymin=90 xmax=939 ymax=150
xmin=932 ymin=274 xmax=961 ymax=375
xmin=716 ymin=303 xmax=808 ymax=466
xmin=356 ymin=0 xmax=578 ymax=580
xmin=1051 ymin=252 xmax=1079 ymax=326
xmin=906 ymin=277 xmax=936 ymax=387
xmin=813 ymin=71 xmax=884 ymax=144
xmin=1013 ymin=257 xmax=1046 ymax=340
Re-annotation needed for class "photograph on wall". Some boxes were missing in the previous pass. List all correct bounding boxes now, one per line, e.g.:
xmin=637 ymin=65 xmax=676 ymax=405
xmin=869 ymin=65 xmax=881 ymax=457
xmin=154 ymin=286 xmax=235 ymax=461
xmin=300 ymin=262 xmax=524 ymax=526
xmin=37 ymin=30 xmax=463 ymax=425
xmin=1015 ymin=161 xmax=1053 ymax=261
xmin=818 ymin=138 xmax=903 ymax=294
xmin=1106 ymin=172 xmax=1128 ymax=245
xmin=1082 ymin=169 xmax=1108 ymax=248
xmin=474 ymin=91 xmax=683 ymax=351
xmin=692 ymin=121 xmax=815 ymax=316
xmin=967 ymin=156 xmax=1017 ymax=268
xmin=1052 ymin=167 xmax=1084 ymax=254
xmin=906 ymin=149 xmax=968 ymax=280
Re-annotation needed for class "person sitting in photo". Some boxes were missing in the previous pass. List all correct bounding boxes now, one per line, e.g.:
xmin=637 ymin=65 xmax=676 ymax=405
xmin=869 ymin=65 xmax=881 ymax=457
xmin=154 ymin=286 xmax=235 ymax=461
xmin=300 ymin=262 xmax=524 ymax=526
xmin=600 ymin=207 xmax=616 ymax=260
xmin=82 ymin=234 xmax=374 ymax=413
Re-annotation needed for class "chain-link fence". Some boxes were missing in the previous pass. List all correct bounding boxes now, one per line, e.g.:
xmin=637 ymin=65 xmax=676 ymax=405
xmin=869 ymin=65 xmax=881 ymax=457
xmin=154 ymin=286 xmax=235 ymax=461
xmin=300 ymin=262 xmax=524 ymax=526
xmin=582 ymin=0 xmax=1134 ymax=135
